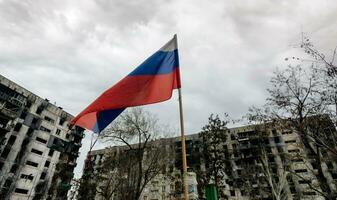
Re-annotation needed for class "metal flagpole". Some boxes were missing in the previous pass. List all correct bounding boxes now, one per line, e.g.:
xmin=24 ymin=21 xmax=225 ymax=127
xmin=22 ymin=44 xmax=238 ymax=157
xmin=178 ymin=88 xmax=189 ymax=200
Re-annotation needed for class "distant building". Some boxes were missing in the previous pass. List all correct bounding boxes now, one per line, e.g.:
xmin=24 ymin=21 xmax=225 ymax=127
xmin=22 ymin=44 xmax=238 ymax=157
xmin=81 ymin=121 xmax=337 ymax=200
xmin=83 ymin=135 xmax=200 ymax=200
xmin=0 ymin=74 xmax=84 ymax=200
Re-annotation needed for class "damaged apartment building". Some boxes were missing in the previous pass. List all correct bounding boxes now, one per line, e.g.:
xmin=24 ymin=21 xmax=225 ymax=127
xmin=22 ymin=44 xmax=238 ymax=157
xmin=82 ymin=123 xmax=337 ymax=200
xmin=0 ymin=74 xmax=84 ymax=200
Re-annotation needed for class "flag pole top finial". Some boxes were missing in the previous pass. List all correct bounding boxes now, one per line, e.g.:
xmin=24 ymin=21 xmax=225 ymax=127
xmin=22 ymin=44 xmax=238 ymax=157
xmin=173 ymin=34 xmax=178 ymax=48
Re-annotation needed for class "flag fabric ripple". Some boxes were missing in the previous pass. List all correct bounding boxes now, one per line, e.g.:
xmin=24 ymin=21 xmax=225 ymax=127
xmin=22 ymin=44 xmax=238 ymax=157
xmin=70 ymin=36 xmax=181 ymax=133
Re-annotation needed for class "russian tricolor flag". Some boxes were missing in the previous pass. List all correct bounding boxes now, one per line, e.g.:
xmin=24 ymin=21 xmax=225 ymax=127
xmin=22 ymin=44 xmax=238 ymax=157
xmin=70 ymin=36 xmax=181 ymax=133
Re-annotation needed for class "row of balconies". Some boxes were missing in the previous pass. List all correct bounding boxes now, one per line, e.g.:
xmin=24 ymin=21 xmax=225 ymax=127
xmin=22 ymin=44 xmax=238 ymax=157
xmin=0 ymin=84 xmax=82 ymax=199
xmin=0 ymin=90 xmax=26 ymax=107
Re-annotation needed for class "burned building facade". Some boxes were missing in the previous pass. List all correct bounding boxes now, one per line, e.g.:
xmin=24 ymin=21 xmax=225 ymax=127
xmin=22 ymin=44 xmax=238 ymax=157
xmin=81 ymin=121 xmax=337 ymax=200
xmin=0 ymin=74 xmax=84 ymax=200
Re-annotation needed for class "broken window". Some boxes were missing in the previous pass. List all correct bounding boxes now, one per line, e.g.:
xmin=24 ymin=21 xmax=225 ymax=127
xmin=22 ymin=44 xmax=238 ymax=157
xmin=44 ymin=160 xmax=50 ymax=168
xmin=40 ymin=172 xmax=46 ymax=180
xmin=0 ymin=148 xmax=10 ymax=159
xmin=14 ymin=123 xmax=22 ymax=132
xmin=7 ymin=135 xmax=16 ymax=145
xmin=48 ymin=149 xmax=54 ymax=157
xmin=36 ymin=137 xmax=47 ymax=144
xmin=31 ymin=148 xmax=43 ymax=155
xmin=26 ymin=160 xmax=38 ymax=167
xmin=20 ymin=174 xmax=34 ymax=181
xmin=40 ymin=126 xmax=51 ymax=133
xmin=14 ymin=188 xmax=28 ymax=194
xmin=10 ymin=164 xmax=18 ymax=173
xmin=44 ymin=116 xmax=55 ymax=124
xmin=26 ymin=128 xmax=34 ymax=137
xmin=20 ymin=112 xmax=27 ymax=120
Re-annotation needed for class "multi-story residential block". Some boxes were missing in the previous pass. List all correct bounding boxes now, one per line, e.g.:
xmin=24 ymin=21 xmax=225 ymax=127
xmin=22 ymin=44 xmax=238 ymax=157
xmin=222 ymin=125 xmax=326 ymax=200
xmin=83 ymin=135 xmax=200 ymax=200
xmin=0 ymin=74 xmax=84 ymax=200
xmin=81 ymin=123 xmax=337 ymax=200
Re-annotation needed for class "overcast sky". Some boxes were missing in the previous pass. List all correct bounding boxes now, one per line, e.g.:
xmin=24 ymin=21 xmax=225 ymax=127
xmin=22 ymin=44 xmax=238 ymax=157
xmin=1 ymin=0 xmax=337 ymax=178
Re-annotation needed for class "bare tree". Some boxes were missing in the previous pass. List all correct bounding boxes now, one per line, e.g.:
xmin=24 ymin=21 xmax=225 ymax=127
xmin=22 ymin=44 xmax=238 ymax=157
xmin=299 ymin=36 xmax=337 ymax=77
xmin=230 ymin=121 xmax=290 ymax=200
xmin=94 ymin=108 xmax=173 ymax=200
xmin=259 ymin=148 xmax=288 ymax=200
xmin=93 ymin=152 xmax=122 ymax=200
xmin=288 ymin=36 xmax=337 ymax=117
xmin=248 ymin=64 xmax=337 ymax=199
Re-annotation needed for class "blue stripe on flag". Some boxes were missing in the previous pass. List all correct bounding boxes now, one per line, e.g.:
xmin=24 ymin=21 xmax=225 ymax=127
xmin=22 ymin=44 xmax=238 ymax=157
xmin=128 ymin=50 xmax=179 ymax=76
xmin=92 ymin=108 xmax=126 ymax=133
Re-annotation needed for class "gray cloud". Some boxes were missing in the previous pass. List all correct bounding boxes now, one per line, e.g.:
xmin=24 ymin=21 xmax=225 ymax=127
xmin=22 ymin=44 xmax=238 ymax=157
xmin=1 ymin=0 xmax=337 ymax=177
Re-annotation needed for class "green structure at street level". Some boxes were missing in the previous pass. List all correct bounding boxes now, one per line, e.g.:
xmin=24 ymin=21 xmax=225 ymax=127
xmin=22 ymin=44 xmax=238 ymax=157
xmin=205 ymin=184 xmax=218 ymax=200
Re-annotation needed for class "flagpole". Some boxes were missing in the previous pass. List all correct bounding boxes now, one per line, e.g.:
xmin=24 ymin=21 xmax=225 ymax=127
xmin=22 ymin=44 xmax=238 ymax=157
xmin=175 ymin=34 xmax=189 ymax=200
xmin=174 ymin=34 xmax=189 ymax=200
xmin=178 ymin=88 xmax=189 ymax=200
xmin=87 ymin=132 xmax=98 ymax=168
xmin=89 ymin=132 xmax=98 ymax=154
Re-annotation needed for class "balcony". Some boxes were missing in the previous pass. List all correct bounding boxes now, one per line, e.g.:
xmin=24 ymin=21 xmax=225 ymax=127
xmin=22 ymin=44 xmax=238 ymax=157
xmin=0 ymin=107 xmax=18 ymax=119
xmin=0 ymin=90 xmax=26 ymax=108
xmin=8 ymin=97 xmax=26 ymax=108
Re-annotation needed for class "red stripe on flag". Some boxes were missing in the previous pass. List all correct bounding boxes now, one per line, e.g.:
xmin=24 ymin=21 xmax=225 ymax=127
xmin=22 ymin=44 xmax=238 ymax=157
xmin=71 ymin=68 xmax=180 ymax=126
xmin=74 ymin=112 xmax=97 ymax=131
